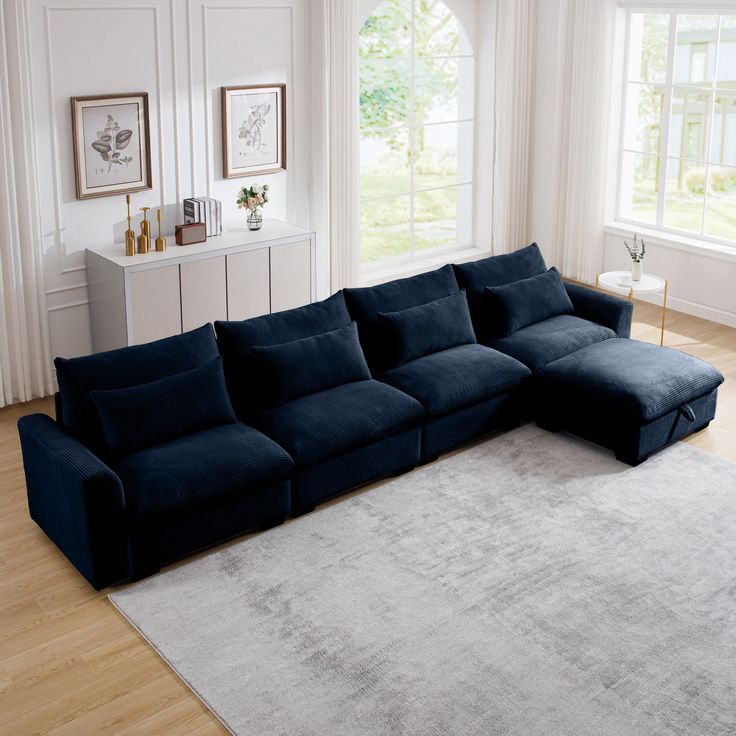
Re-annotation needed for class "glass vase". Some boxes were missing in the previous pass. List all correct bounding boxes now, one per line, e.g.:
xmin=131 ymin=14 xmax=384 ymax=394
xmin=247 ymin=209 xmax=263 ymax=231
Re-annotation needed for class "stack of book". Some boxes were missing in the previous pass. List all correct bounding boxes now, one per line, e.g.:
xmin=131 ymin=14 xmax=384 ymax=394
xmin=183 ymin=197 xmax=222 ymax=237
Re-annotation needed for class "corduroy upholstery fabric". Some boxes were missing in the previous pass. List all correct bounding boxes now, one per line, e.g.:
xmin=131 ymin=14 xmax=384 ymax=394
xmin=379 ymin=344 xmax=531 ymax=418
xmin=377 ymin=291 xmax=476 ymax=368
xmin=248 ymin=323 xmax=370 ymax=408
xmin=112 ymin=423 xmax=293 ymax=522
xmin=563 ymin=281 xmax=633 ymax=338
xmin=420 ymin=392 xmax=522 ymax=462
xmin=54 ymin=324 xmax=219 ymax=450
xmin=485 ymin=315 xmax=617 ymax=372
xmin=343 ymin=264 xmax=460 ymax=373
xmin=291 ymin=428 xmax=421 ymax=515
xmin=253 ymin=380 xmax=425 ymax=467
xmin=538 ymin=388 xmax=719 ymax=466
xmin=537 ymin=338 xmax=724 ymax=424
xmin=91 ymin=358 xmax=236 ymax=456
xmin=215 ymin=292 xmax=351 ymax=417
xmin=130 ymin=477 xmax=291 ymax=575
xmin=485 ymin=268 xmax=574 ymax=337
xmin=17 ymin=413 xmax=130 ymax=589
xmin=452 ymin=244 xmax=547 ymax=340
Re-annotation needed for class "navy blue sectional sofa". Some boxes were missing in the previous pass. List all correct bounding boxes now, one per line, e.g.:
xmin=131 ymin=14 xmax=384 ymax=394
xmin=18 ymin=243 xmax=723 ymax=588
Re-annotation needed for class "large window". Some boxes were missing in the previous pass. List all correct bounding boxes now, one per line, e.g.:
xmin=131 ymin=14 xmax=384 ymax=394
xmin=618 ymin=12 xmax=736 ymax=244
xmin=359 ymin=0 xmax=475 ymax=267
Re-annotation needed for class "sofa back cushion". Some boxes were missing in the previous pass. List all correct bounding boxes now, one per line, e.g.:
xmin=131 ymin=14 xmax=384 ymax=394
xmin=249 ymin=322 xmax=371 ymax=408
xmin=377 ymin=291 xmax=476 ymax=368
xmin=485 ymin=267 xmax=574 ymax=337
xmin=54 ymin=323 xmax=219 ymax=449
xmin=452 ymin=243 xmax=547 ymax=339
xmin=343 ymin=264 xmax=459 ymax=373
xmin=214 ymin=292 xmax=352 ymax=415
xmin=91 ymin=357 xmax=236 ymax=456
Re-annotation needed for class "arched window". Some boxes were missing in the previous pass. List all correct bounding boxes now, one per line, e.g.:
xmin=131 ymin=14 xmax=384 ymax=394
xmin=359 ymin=0 xmax=475 ymax=267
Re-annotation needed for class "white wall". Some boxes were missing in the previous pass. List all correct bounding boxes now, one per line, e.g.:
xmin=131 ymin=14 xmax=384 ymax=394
xmin=529 ymin=0 xmax=736 ymax=327
xmin=26 ymin=0 xmax=312 ymax=359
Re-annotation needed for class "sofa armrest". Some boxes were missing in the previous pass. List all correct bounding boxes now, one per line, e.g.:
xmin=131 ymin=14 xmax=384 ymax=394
xmin=17 ymin=413 xmax=131 ymax=589
xmin=564 ymin=281 xmax=633 ymax=338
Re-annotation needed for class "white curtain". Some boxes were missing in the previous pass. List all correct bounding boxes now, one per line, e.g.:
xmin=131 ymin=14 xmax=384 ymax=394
xmin=555 ymin=0 xmax=618 ymax=283
xmin=0 ymin=0 xmax=54 ymax=407
xmin=491 ymin=0 xmax=536 ymax=255
xmin=310 ymin=0 xmax=360 ymax=293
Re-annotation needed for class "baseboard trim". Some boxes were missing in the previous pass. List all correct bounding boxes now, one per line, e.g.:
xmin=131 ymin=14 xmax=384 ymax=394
xmin=635 ymin=292 xmax=736 ymax=330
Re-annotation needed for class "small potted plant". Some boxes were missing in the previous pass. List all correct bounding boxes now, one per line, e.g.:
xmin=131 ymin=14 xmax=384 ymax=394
xmin=236 ymin=183 xmax=269 ymax=231
xmin=624 ymin=233 xmax=646 ymax=282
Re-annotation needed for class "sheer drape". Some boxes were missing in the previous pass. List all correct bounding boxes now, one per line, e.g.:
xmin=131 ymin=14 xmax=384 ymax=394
xmin=555 ymin=0 xmax=618 ymax=283
xmin=310 ymin=0 xmax=360 ymax=293
xmin=492 ymin=0 xmax=536 ymax=255
xmin=0 ymin=0 xmax=54 ymax=407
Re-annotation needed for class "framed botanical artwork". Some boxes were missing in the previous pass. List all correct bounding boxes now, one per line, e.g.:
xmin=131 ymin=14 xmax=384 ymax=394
xmin=221 ymin=84 xmax=286 ymax=179
xmin=71 ymin=93 xmax=152 ymax=200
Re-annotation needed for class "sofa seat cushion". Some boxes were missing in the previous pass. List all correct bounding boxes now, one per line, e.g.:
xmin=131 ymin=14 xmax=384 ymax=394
xmin=254 ymin=380 xmax=425 ymax=467
xmin=485 ymin=315 xmax=616 ymax=372
xmin=112 ymin=423 xmax=293 ymax=522
xmin=537 ymin=338 xmax=724 ymax=424
xmin=379 ymin=344 xmax=531 ymax=417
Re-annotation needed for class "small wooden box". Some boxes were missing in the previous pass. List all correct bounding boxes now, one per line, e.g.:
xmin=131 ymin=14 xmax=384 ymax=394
xmin=175 ymin=222 xmax=206 ymax=246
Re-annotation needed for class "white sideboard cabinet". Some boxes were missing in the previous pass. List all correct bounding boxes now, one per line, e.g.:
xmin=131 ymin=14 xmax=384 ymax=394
xmin=86 ymin=220 xmax=316 ymax=353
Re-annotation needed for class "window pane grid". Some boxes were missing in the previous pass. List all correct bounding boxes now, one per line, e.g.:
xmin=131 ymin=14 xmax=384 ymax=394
xmin=359 ymin=0 xmax=475 ymax=266
xmin=618 ymin=10 xmax=736 ymax=245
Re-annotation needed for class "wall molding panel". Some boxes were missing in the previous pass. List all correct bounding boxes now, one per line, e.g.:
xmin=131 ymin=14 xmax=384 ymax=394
xmin=24 ymin=0 xmax=309 ymax=359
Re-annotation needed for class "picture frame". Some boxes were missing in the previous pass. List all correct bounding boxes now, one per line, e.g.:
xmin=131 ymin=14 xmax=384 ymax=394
xmin=71 ymin=92 xmax=152 ymax=200
xmin=221 ymin=84 xmax=286 ymax=179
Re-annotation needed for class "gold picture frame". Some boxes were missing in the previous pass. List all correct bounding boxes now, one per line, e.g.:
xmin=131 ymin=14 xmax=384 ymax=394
xmin=221 ymin=84 xmax=286 ymax=179
xmin=71 ymin=92 xmax=152 ymax=200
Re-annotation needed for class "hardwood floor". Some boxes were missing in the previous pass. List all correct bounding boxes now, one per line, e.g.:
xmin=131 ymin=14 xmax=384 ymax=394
xmin=1 ymin=301 xmax=734 ymax=735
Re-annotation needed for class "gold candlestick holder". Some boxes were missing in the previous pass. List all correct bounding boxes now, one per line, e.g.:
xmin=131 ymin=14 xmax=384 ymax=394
xmin=137 ymin=207 xmax=150 ymax=254
xmin=155 ymin=209 xmax=166 ymax=252
xmin=125 ymin=194 xmax=135 ymax=256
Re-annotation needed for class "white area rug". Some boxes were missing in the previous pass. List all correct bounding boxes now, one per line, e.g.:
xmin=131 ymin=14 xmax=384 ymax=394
xmin=110 ymin=425 xmax=736 ymax=736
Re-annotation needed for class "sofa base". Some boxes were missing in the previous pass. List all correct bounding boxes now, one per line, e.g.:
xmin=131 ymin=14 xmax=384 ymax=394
xmin=291 ymin=427 xmax=421 ymax=515
xmin=129 ymin=478 xmax=291 ymax=583
xmin=537 ymin=389 xmax=718 ymax=466
xmin=421 ymin=391 xmax=523 ymax=463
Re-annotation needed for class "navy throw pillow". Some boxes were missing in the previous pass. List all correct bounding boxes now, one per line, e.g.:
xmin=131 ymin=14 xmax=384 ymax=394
xmin=452 ymin=244 xmax=547 ymax=340
xmin=91 ymin=357 xmax=236 ymax=456
xmin=215 ymin=292 xmax=351 ymax=416
xmin=377 ymin=291 xmax=476 ymax=369
xmin=55 ymin=324 xmax=219 ymax=449
xmin=249 ymin=322 xmax=371 ymax=408
xmin=343 ymin=264 xmax=460 ymax=374
xmin=485 ymin=267 xmax=573 ymax=337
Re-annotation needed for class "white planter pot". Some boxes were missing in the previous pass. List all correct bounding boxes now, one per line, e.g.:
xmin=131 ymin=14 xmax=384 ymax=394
xmin=631 ymin=261 xmax=642 ymax=282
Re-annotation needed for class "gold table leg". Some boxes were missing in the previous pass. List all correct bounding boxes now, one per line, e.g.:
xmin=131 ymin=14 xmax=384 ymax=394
xmin=595 ymin=274 xmax=599 ymax=291
xmin=660 ymin=280 xmax=668 ymax=347
xmin=628 ymin=288 xmax=633 ymax=302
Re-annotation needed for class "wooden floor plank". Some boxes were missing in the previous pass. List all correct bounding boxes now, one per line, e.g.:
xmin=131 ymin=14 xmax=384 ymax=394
xmin=0 ymin=301 xmax=734 ymax=734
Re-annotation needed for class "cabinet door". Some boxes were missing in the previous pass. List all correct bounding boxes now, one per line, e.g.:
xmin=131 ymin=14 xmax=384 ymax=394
xmin=180 ymin=256 xmax=228 ymax=332
xmin=270 ymin=240 xmax=312 ymax=313
xmin=128 ymin=265 xmax=182 ymax=345
xmin=226 ymin=249 xmax=270 ymax=320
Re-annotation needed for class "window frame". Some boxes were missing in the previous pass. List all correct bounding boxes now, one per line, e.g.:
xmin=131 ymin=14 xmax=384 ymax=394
xmin=359 ymin=0 xmax=476 ymax=272
xmin=615 ymin=9 xmax=736 ymax=247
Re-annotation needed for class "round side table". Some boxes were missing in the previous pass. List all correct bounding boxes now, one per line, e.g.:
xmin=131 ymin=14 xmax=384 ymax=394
xmin=596 ymin=270 xmax=668 ymax=346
